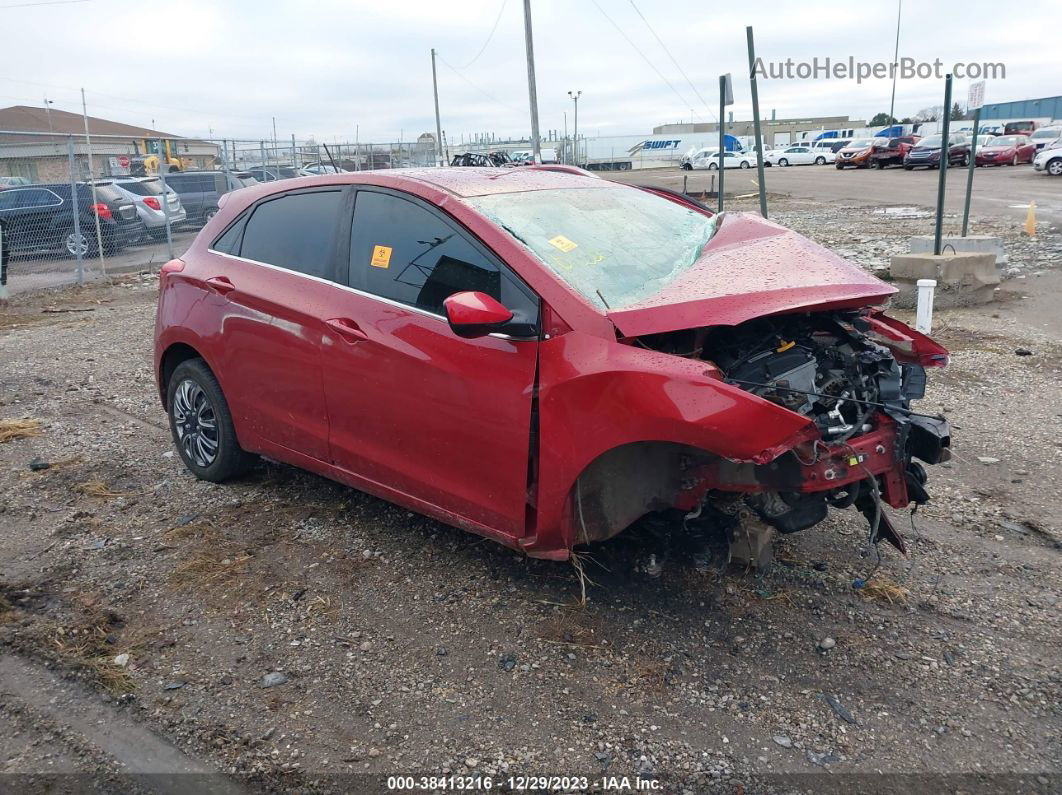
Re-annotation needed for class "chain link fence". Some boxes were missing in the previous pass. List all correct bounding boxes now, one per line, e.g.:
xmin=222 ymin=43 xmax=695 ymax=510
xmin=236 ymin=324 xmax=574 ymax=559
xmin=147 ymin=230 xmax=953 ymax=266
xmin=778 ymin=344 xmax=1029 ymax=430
xmin=0 ymin=130 xmax=442 ymax=299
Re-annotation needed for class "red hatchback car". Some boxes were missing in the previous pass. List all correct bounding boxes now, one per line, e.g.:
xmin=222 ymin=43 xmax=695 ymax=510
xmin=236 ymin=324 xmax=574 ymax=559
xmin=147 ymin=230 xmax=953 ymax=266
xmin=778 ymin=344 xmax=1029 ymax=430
xmin=975 ymin=135 xmax=1036 ymax=166
xmin=154 ymin=169 xmax=950 ymax=564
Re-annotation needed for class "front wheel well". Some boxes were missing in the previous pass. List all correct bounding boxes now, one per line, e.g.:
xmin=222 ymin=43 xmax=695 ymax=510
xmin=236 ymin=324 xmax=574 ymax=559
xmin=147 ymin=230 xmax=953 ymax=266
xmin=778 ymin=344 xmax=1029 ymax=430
xmin=158 ymin=343 xmax=206 ymax=407
xmin=570 ymin=441 xmax=716 ymax=545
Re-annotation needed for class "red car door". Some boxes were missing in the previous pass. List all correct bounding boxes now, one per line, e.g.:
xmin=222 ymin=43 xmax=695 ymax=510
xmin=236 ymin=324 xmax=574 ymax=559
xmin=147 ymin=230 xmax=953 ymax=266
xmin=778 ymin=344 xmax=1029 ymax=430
xmin=319 ymin=188 xmax=540 ymax=540
xmin=201 ymin=187 xmax=349 ymax=461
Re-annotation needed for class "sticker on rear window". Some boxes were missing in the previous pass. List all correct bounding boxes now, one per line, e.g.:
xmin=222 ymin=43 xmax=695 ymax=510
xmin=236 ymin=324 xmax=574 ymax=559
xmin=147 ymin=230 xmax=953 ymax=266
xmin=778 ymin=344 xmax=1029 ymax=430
xmin=370 ymin=245 xmax=392 ymax=268
xmin=548 ymin=235 xmax=577 ymax=253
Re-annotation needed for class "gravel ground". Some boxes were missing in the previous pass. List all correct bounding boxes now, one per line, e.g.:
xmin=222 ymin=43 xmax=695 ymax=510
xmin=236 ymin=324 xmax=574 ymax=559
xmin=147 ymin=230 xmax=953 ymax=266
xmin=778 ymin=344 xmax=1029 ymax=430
xmin=1 ymin=200 xmax=1059 ymax=793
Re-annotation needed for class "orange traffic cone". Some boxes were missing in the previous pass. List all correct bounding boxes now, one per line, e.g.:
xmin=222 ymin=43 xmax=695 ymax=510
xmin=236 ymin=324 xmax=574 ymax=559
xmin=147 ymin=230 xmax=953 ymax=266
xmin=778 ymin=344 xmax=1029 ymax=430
xmin=1024 ymin=201 xmax=1037 ymax=237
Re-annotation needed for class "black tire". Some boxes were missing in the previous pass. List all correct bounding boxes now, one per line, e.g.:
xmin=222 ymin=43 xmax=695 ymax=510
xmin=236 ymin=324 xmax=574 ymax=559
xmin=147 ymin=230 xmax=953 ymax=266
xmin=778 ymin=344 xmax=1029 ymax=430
xmin=875 ymin=159 xmax=886 ymax=169
xmin=681 ymin=163 xmax=692 ymax=171
xmin=904 ymin=165 xmax=913 ymax=170
xmin=707 ymin=163 xmax=717 ymax=170
xmin=815 ymin=156 xmax=826 ymax=165
xmin=739 ymin=160 xmax=750 ymax=168
xmin=1011 ymin=154 xmax=1018 ymax=166
xmin=1048 ymin=158 xmax=1062 ymax=176
xmin=167 ymin=359 xmax=254 ymax=482
xmin=778 ymin=158 xmax=789 ymax=167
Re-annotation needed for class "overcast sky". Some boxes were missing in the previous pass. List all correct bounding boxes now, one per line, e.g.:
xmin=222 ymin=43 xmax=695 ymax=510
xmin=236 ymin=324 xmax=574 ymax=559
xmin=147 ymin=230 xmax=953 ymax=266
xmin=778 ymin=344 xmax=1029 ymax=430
xmin=1 ymin=0 xmax=1059 ymax=143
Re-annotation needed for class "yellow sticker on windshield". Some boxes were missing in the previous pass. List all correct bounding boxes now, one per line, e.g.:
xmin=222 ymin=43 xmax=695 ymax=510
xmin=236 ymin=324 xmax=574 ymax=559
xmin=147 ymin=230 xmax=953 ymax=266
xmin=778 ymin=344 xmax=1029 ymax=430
xmin=370 ymin=245 xmax=392 ymax=268
xmin=548 ymin=235 xmax=578 ymax=253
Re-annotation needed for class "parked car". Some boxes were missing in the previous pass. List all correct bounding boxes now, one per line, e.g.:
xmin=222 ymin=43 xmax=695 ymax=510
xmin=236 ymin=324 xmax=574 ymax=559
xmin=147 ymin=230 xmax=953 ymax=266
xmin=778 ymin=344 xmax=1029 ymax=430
xmin=154 ymin=168 xmax=950 ymax=565
xmin=107 ymin=176 xmax=187 ymax=240
xmin=1029 ymin=126 xmax=1062 ymax=151
xmin=975 ymin=135 xmax=1036 ymax=167
xmin=298 ymin=163 xmax=346 ymax=176
xmin=870 ymin=136 xmax=921 ymax=169
xmin=0 ymin=181 xmax=141 ymax=256
xmin=1033 ymin=145 xmax=1062 ymax=176
xmin=0 ymin=176 xmax=32 ymax=188
xmin=691 ymin=149 xmax=758 ymax=169
xmin=835 ymin=138 xmax=880 ymax=168
xmin=247 ymin=166 xmax=301 ymax=182
xmin=763 ymin=145 xmax=833 ymax=167
xmin=903 ymin=134 xmax=970 ymax=170
xmin=163 ymin=171 xmax=257 ymax=225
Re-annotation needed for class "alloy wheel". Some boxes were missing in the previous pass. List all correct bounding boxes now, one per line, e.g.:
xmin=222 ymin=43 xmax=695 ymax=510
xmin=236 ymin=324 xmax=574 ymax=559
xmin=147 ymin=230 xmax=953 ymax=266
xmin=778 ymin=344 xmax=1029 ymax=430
xmin=64 ymin=231 xmax=89 ymax=257
xmin=172 ymin=379 xmax=219 ymax=468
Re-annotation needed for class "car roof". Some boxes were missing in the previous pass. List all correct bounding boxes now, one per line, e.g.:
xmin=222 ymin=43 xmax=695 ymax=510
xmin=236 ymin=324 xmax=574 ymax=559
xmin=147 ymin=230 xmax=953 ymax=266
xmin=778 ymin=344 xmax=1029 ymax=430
xmin=345 ymin=167 xmax=610 ymax=198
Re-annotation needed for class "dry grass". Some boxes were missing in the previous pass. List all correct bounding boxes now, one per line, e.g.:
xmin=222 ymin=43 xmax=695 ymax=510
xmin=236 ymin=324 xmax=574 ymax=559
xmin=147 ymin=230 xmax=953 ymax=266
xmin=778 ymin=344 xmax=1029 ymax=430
xmin=76 ymin=479 xmax=139 ymax=498
xmin=170 ymin=547 xmax=253 ymax=590
xmin=47 ymin=594 xmax=136 ymax=694
xmin=0 ymin=418 xmax=41 ymax=443
xmin=859 ymin=577 xmax=911 ymax=605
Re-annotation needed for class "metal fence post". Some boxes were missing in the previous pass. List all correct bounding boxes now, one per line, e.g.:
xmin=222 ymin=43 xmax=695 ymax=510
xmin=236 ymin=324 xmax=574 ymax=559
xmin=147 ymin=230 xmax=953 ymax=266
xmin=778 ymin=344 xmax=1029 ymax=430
xmin=157 ymin=159 xmax=174 ymax=261
xmin=66 ymin=137 xmax=84 ymax=285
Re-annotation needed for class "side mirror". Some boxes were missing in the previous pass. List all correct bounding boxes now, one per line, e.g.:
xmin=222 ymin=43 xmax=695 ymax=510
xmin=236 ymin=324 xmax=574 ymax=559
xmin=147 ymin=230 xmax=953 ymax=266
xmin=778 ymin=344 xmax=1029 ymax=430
xmin=443 ymin=291 xmax=514 ymax=338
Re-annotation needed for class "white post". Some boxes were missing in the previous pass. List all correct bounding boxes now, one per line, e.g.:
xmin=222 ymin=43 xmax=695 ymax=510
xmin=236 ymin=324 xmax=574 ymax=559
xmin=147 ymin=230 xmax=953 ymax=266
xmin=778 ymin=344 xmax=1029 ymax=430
xmin=915 ymin=278 xmax=937 ymax=334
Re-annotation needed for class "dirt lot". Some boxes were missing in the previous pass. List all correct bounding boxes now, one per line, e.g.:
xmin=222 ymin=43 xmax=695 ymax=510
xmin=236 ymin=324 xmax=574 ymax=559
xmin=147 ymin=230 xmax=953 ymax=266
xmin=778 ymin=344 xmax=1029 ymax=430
xmin=1 ymin=197 xmax=1060 ymax=794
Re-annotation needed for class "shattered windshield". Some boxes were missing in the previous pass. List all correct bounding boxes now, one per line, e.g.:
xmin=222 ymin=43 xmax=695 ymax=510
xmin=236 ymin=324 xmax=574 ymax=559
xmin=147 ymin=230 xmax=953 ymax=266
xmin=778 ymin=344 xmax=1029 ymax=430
xmin=469 ymin=186 xmax=718 ymax=310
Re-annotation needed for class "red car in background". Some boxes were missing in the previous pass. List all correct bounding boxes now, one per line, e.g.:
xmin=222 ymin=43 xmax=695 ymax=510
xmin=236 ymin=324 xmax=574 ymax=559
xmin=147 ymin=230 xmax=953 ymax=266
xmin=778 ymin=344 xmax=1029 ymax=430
xmin=975 ymin=135 xmax=1036 ymax=166
xmin=154 ymin=169 xmax=950 ymax=566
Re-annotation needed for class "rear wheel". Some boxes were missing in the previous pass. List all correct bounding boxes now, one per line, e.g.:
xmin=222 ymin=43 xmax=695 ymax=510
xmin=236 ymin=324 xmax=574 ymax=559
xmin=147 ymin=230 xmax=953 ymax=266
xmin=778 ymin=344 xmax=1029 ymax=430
xmin=167 ymin=359 xmax=254 ymax=482
xmin=778 ymin=158 xmax=789 ymax=167
xmin=681 ymin=163 xmax=692 ymax=171
xmin=815 ymin=156 xmax=826 ymax=165
xmin=836 ymin=163 xmax=844 ymax=169
xmin=707 ymin=162 xmax=718 ymax=170
xmin=1048 ymin=159 xmax=1062 ymax=176
xmin=740 ymin=161 xmax=750 ymax=168
xmin=62 ymin=228 xmax=93 ymax=258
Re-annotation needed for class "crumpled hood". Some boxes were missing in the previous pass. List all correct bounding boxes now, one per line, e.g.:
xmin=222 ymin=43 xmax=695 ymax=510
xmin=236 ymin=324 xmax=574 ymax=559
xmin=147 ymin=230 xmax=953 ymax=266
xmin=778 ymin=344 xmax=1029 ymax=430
xmin=607 ymin=212 xmax=896 ymax=337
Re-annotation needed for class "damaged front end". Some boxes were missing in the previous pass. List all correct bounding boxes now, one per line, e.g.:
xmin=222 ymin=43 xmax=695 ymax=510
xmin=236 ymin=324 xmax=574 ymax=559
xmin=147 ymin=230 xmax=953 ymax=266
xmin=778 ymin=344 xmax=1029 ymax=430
xmin=633 ymin=307 xmax=950 ymax=565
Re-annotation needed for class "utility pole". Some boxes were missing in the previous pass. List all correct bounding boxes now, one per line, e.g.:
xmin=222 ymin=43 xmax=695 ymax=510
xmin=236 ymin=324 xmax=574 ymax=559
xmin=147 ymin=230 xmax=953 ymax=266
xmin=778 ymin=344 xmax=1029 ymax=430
xmin=568 ymin=90 xmax=581 ymax=167
xmin=431 ymin=48 xmax=444 ymax=166
xmin=43 ymin=96 xmax=54 ymax=133
xmin=522 ymin=0 xmax=542 ymax=163
xmin=80 ymin=88 xmax=105 ymax=265
xmin=888 ymin=0 xmax=902 ymax=137
xmin=563 ymin=111 xmax=568 ymax=164
xmin=746 ymin=26 xmax=768 ymax=219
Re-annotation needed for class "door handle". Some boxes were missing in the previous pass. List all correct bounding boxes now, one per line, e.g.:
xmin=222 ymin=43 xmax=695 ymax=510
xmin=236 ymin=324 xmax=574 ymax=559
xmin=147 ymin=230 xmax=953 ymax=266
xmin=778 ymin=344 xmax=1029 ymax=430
xmin=325 ymin=317 xmax=368 ymax=343
xmin=205 ymin=276 xmax=235 ymax=295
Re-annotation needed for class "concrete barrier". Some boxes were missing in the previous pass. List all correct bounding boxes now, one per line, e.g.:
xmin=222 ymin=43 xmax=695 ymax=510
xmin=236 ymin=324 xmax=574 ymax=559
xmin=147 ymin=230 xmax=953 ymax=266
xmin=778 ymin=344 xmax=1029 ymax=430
xmin=909 ymin=234 xmax=1005 ymax=267
xmin=888 ymin=252 xmax=998 ymax=307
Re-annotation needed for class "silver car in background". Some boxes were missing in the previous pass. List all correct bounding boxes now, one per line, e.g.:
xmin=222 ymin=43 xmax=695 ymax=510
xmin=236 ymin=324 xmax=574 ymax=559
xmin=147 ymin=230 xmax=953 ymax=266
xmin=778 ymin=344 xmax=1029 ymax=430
xmin=108 ymin=177 xmax=186 ymax=240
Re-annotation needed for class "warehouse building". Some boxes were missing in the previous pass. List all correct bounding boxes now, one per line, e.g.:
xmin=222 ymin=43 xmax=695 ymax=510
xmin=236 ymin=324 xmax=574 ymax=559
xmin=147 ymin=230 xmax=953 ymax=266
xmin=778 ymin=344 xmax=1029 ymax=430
xmin=0 ymin=105 xmax=220 ymax=183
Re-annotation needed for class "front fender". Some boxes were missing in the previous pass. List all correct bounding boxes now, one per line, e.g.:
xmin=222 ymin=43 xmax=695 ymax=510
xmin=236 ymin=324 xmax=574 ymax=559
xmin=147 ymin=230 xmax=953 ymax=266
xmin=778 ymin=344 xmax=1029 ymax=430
xmin=527 ymin=331 xmax=817 ymax=555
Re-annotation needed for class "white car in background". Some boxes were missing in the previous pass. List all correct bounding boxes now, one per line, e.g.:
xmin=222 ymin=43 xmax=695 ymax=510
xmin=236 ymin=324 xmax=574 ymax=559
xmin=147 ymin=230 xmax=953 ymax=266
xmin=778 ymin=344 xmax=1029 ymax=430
xmin=687 ymin=148 xmax=757 ymax=170
xmin=1033 ymin=143 xmax=1062 ymax=176
xmin=1030 ymin=126 xmax=1062 ymax=151
xmin=763 ymin=145 xmax=835 ymax=166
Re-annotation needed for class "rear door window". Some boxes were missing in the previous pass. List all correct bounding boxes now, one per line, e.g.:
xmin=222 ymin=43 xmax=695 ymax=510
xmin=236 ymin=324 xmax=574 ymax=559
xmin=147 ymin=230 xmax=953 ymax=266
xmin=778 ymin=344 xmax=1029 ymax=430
xmin=348 ymin=189 xmax=538 ymax=323
xmin=237 ymin=189 xmax=344 ymax=281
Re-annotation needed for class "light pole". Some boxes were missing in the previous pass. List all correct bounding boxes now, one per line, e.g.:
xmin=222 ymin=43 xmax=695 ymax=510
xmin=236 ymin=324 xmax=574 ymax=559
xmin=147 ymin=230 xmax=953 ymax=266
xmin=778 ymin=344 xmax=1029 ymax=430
xmin=568 ymin=90 xmax=581 ymax=166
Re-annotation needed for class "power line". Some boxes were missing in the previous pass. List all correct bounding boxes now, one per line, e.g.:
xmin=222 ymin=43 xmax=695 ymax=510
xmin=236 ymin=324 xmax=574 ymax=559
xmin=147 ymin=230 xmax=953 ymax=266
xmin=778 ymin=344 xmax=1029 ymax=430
xmin=0 ymin=0 xmax=90 ymax=8
xmin=587 ymin=0 xmax=704 ymax=122
xmin=437 ymin=54 xmax=523 ymax=115
xmin=627 ymin=0 xmax=717 ymax=122
xmin=452 ymin=0 xmax=508 ymax=71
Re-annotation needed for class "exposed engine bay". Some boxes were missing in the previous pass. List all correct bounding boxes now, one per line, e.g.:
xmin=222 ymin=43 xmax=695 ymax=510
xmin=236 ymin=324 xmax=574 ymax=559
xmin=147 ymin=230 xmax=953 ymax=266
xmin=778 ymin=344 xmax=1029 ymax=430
xmin=628 ymin=309 xmax=951 ymax=565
